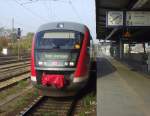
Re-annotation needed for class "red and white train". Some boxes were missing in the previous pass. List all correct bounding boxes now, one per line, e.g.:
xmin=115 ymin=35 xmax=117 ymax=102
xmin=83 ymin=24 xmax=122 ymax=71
xmin=31 ymin=22 xmax=94 ymax=96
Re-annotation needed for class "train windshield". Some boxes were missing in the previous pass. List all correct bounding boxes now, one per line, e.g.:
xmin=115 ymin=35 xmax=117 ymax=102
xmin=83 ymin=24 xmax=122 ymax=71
xmin=35 ymin=31 xmax=82 ymax=49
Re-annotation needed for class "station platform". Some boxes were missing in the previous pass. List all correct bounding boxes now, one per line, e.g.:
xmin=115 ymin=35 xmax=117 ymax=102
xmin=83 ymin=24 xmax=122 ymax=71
xmin=97 ymin=55 xmax=150 ymax=116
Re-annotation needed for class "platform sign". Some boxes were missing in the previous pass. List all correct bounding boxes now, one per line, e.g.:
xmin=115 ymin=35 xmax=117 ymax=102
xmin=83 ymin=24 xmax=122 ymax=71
xmin=126 ymin=11 xmax=150 ymax=26
xmin=106 ymin=11 xmax=124 ymax=27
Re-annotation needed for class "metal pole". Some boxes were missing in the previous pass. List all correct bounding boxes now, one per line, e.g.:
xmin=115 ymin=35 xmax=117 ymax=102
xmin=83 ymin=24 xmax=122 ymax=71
xmin=11 ymin=18 xmax=14 ymax=40
xmin=12 ymin=18 xmax=14 ymax=33
xmin=17 ymin=28 xmax=21 ymax=60
xmin=18 ymin=39 xmax=20 ymax=60
xmin=119 ymin=37 xmax=124 ymax=59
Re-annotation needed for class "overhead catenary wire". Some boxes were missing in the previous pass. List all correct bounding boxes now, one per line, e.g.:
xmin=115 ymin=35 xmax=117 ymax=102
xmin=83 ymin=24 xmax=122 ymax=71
xmin=17 ymin=0 xmax=82 ymax=22
xmin=1 ymin=0 xmax=87 ymax=36
xmin=21 ymin=0 xmax=82 ymax=22
xmin=18 ymin=0 xmax=61 ymax=21
xmin=13 ymin=0 xmax=49 ymax=22
xmin=20 ymin=0 xmax=39 ymax=5
xmin=42 ymin=1 xmax=50 ymax=19
xmin=48 ymin=0 xmax=59 ymax=21
xmin=4 ymin=1 xmax=36 ymax=30
xmin=42 ymin=0 xmax=59 ymax=21
xmin=21 ymin=0 xmax=68 ymax=5
xmin=1 ymin=15 xmax=36 ymax=32
xmin=0 ymin=16 xmax=38 ymax=37
xmin=68 ymin=0 xmax=82 ymax=22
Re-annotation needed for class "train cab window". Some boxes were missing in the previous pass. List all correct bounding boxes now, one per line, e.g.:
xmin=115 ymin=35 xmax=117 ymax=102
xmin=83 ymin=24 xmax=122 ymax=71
xmin=35 ymin=31 xmax=83 ymax=50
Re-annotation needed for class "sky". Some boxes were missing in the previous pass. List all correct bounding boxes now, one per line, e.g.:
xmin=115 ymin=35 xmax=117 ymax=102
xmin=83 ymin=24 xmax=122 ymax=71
xmin=0 ymin=0 xmax=96 ymax=40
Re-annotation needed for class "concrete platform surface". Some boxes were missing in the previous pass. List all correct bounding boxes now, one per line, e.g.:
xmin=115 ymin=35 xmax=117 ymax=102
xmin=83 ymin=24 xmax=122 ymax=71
xmin=97 ymin=56 xmax=150 ymax=116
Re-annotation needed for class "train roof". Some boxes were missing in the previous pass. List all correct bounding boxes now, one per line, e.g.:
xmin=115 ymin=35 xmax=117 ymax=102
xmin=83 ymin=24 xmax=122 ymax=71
xmin=37 ymin=22 xmax=87 ymax=33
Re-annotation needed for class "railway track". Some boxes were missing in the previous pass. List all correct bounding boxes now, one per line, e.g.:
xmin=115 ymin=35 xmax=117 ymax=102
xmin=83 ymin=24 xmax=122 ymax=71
xmin=0 ymin=58 xmax=30 ymax=91
xmin=0 ymin=56 xmax=28 ymax=61
xmin=0 ymin=58 xmax=30 ymax=65
xmin=0 ymin=85 xmax=33 ymax=107
xmin=0 ymin=61 xmax=29 ymax=70
xmin=0 ymin=62 xmax=30 ymax=82
xmin=18 ymin=73 xmax=96 ymax=116
xmin=0 ymin=67 xmax=30 ymax=82
xmin=0 ymin=73 xmax=30 ymax=91
xmin=0 ymin=56 xmax=96 ymax=115
xmin=18 ymin=61 xmax=96 ymax=116
xmin=20 ymin=96 xmax=82 ymax=116
xmin=0 ymin=55 xmax=30 ymax=81
xmin=0 ymin=63 xmax=30 ymax=73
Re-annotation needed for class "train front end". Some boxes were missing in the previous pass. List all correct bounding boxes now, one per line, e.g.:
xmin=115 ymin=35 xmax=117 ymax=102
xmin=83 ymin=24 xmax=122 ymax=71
xmin=31 ymin=22 xmax=90 ymax=96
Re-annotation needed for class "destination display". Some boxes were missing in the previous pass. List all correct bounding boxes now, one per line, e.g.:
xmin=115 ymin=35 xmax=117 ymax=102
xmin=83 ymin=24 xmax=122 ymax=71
xmin=44 ymin=53 xmax=69 ymax=60
xmin=43 ymin=32 xmax=75 ymax=39
xmin=126 ymin=11 xmax=150 ymax=26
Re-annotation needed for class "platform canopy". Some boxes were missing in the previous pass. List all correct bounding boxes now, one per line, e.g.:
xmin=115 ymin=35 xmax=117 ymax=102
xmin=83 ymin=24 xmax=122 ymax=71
xmin=96 ymin=0 xmax=150 ymax=42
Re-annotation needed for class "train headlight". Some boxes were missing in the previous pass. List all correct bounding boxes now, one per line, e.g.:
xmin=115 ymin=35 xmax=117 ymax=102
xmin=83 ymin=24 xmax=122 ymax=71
xmin=69 ymin=62 xmax=75 ymax=66
xmin=38 ymin=61 xmax=43 ymax=66
xmin=57 ymin=23 xmax=64 ymax=28
xmin=75 ymin=44 xmax=80 ymax=49
xmin=64 ymin=62 xmax=69 ymax=66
